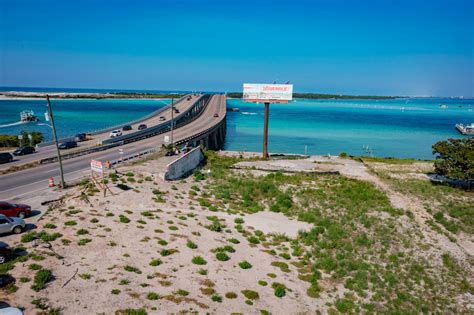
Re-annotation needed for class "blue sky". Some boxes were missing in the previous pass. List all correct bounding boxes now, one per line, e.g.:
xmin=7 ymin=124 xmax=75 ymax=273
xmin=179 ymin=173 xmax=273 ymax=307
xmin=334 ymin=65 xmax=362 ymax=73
xmin=0 ymin=0 xmax=473 ymax=96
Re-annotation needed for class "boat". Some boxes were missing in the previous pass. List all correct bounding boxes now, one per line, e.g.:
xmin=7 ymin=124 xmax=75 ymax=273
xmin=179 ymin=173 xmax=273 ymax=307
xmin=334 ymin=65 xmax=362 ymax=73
xmin=455 ymin=123 xmax=474 ymax=135
xmin=229 ymin=107 xmax=240 ymax=112
xmin=20 ymin=110 xmax=39 ymax=123
xmin=439 ymin=104 xmax=448 ymax=109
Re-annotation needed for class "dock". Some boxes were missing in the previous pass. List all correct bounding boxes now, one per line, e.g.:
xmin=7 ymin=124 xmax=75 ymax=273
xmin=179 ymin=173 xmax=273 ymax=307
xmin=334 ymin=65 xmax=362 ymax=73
xmin=455 ymin=123 xmax=474 ymax=135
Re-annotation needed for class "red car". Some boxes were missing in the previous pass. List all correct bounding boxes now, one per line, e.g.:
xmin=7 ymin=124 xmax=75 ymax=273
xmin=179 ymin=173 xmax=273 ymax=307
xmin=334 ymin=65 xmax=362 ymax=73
xmin=0 ymin=202 xmax=32 ymax=219
xmin=213 ymin=113 xmax=219 ymax=117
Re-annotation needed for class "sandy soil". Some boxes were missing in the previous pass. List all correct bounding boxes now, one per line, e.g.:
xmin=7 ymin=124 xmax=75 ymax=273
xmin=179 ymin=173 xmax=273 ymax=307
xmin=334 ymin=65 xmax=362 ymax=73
xmin=2 ymin=157 xmax=317 ymax=314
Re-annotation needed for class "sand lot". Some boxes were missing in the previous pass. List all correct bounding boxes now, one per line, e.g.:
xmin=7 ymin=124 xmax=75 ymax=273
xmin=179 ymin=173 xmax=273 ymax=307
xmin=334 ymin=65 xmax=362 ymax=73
xmin=2 ymin=158 xmax=315 ymax=314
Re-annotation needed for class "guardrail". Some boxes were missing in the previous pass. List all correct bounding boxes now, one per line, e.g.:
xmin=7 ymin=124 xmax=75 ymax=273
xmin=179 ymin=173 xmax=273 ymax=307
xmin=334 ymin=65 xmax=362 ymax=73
xmin=37 ymin=94 xmax=191 ymax=147
xmin=39 ymin=141 xmax=124 ymax=164
xmin=101 ymin=94 xmax=211 ymax=146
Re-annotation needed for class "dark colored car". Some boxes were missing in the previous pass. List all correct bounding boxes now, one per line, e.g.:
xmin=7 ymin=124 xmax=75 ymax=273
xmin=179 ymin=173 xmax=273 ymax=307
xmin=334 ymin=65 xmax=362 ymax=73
xmin=74 ymin=133 xmax=87 ymax=142
xmin=122 ymin=125 xmax=132 ymax=131
xmin=174 ymin=109 xmax=180 ymax=114
xmin=0 ymin=201 xmax=32 ymax=219
xmin=138 ymin=124 xmax=147 ymax=130
xmin=213 ymin=113 xmax=219 ymax=117
xmin=13 ymin=146 xmax=35 ymax=156
xmin=58 ymin=141 xmax=77 ymax=150
xmin=0 ymin=242 xmax=12 ymax=264
xmin=0 ymin=153 xmax=13 ymax=164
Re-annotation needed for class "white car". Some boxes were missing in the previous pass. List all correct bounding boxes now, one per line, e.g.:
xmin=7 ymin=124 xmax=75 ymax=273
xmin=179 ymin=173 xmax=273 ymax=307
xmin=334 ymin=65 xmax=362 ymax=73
xmin=159 ymin=116 xmax=166 ymax=121
xmin=109 ymin=130 xmax=122 ymax=138
xmin=0 ymin=214 xmax=25 ymax=235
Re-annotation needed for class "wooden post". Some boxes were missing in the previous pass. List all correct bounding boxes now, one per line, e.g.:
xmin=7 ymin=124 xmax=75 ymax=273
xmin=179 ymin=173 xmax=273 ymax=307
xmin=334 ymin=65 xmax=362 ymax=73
xmin=263 ymin=102 xmax=270 ymax=159
xmin=47 ymin=95 xmax=66 ymax=188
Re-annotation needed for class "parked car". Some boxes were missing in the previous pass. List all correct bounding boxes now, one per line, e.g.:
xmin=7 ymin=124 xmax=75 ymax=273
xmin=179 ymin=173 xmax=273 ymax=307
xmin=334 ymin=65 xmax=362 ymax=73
xmin=0 ymin=242 xmax=12 ymax=264
xmin=0 ymin=214 xmax=25 ymax=235
xmin=122 ymin=125 xmax=132 ymax=131
xmin=0 ymin=202 xmax=31 ymax=219
xmin=159 ymin=116 xmax=166 ymax=121
xmin=58 ymin=141 xmax=77 ymax=150
xmin=109 ymin=129 xmax=123 ymax=138
xmin=0 ymin=153 xmax=13 ymax=164
xmin=138 ymin=124 xmax=147 ymax=130
xmin=12 ymin=146 xmax=35 ymax=156
xmin=74 ymin=133 xmax=87 ymax=142
xmin=213 ymin=113 xmax=219 ymax=117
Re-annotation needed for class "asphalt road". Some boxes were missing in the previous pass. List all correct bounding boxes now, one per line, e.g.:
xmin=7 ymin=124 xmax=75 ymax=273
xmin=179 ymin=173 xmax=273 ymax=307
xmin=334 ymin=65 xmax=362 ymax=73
xmin=0 ymin=94 xmax=226 ymax=201
xmin=0 ymin=94 xmax=201 ymax=169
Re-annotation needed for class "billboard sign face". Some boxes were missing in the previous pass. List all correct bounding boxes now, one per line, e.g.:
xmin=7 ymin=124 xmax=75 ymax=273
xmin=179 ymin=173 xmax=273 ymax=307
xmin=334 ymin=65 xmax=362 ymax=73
xmin=243 ymin=83 xmax=293 ymax=103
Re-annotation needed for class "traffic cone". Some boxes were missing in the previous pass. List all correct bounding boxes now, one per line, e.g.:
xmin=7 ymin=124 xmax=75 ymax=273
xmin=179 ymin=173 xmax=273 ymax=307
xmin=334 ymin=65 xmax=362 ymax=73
xmin=48 ymin=177 xmax=55 ymax=187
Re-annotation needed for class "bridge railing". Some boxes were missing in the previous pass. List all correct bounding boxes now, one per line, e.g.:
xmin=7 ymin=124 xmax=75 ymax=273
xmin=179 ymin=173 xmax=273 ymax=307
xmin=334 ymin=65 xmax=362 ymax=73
xmin=37 ymin=94 xmax=191 ymax=147
xmin=101 ymin=94 xmax=211 ymax=146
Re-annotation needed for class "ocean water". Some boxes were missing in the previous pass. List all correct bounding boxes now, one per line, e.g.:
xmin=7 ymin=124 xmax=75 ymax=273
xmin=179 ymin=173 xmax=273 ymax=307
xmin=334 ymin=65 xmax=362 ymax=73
xmin=225 ymin=98 xmax=474 ymax=160
xmin=0 ymin=98 xmax=170 ymax=140
xmin=0 ymin=96 xmax=472 ymax=160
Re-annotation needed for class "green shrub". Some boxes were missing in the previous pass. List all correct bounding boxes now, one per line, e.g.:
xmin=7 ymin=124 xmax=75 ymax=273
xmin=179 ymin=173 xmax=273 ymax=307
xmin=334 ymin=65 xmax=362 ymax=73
xmin=239 ymin=261 xmax=252 ymax=269
xmin=76 ymin=229 xmax=89 ymax=235
xmin=149 ymin=259 xmax=162 ymax=267
xmin=211 ymin=294 xmax=222 ymax=302
xmin=119 ymin=215 xmax=130 ymax=223
xmin=187 ymin=240 xmax=198 ymax=249
xmin=124 ymin=265 xmax=141 ymax=274
xmin=216 ymin=252 xmax=230 ymax=261
xmin=176 ymin=289 xmax=189 ymax=296
xmin=31 ymin=269 xmax=52 ymax=292
xmin=111 ymin=289 xmax=121 ymax=295
xmin=147 ymin=292 xmax=160 ymax=300
xmin=192 ymin=256 xmax=207 ymax=265
xmin=78 ymin=239 xmax=92 ymax=246
xmin=241 ymin=289 xmax=259 ymax=300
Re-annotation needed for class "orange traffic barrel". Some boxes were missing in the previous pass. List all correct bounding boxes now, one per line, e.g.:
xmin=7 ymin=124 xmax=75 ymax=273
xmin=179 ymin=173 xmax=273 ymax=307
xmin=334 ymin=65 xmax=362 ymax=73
xmin=48 ymin=177 xmax=55 ymax=187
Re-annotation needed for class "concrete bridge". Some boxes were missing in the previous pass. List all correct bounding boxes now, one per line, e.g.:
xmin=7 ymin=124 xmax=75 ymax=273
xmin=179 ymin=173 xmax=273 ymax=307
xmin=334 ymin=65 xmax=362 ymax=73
xmin=0 ymin=94 xmax=227 ymax=199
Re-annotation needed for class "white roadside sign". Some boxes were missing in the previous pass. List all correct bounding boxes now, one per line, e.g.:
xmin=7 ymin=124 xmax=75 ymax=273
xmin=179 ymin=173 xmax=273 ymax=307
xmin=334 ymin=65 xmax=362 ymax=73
xmin=243 ymin=83 xmax=293 ymax=102
xmin=90 ymin=159 xmax=103 ymax=173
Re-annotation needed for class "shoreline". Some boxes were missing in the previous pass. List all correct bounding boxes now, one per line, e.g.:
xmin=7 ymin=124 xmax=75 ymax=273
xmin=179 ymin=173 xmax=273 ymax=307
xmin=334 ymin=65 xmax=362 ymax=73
xmin=0 ymin=91 xmax=186 ymax=100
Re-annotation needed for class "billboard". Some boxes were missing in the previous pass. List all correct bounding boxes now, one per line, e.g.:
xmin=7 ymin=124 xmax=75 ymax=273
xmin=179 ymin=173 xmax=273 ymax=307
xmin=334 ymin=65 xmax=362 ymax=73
xmin=243 ymin=83 xmax=293 ymax=102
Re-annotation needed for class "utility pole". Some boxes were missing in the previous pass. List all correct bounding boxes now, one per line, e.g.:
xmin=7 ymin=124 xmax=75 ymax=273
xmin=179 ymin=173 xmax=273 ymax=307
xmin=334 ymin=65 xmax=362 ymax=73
xmin=46 ymin=95 xmax=66 ymax=188
xmin=170 ymin=97 xmax=174 ymax=146
xmin=263 ymin=102 xmax=270 ymax=159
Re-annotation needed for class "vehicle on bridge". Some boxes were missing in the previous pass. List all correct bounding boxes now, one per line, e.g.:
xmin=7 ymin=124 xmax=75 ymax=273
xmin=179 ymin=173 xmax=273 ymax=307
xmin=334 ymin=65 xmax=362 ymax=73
xmin=13 ymin=146 xmax=35 ymax=156
xmin=0 ymin=153 xmax=13 ymax=164
xmin=214 ymin=113 xmax=219 ymax=117
xmin=0 ymin=214 xmax=25 ymax=235
xmin=109 ymin=130 xmax=123 ymax=138
xmin=0 ymin=202 xmax=32 ymax=219
xmin=159 ymin=116 xmax=166 ymax=121
xmin=122 ymin=125 xmax=132 ymax=131
xmin=58 ymin=141 xmax=77 ymax=150
xmin=138 ymin=124 xmax=147 ymax=130
xmin=174 ymin=109 xmax=180 ymax=114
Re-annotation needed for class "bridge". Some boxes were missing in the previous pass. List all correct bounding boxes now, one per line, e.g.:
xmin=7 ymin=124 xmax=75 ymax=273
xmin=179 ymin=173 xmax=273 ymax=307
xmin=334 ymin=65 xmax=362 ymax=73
xmin=0 ymin=94 xmax=227 ymax=200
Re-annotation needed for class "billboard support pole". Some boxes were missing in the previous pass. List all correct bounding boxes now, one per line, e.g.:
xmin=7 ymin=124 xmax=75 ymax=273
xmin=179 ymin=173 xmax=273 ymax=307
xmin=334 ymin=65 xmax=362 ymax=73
xmin=263 ymin=102 xmax=270 ymax=159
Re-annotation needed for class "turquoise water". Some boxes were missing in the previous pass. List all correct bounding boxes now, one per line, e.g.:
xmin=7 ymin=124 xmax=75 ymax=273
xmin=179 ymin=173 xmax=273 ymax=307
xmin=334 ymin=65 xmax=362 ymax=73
xmin=0 ymin=98 xmax=170 ymax=140
xmin=225 ymin=98 xmax=474 ymax=160
xmin=0 ymin=97 xmax=472 ymax=160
